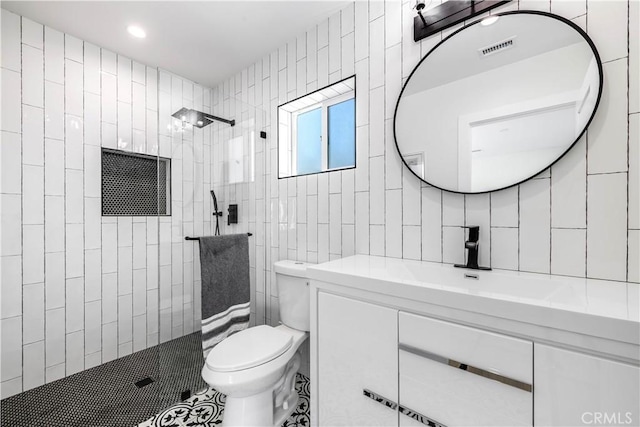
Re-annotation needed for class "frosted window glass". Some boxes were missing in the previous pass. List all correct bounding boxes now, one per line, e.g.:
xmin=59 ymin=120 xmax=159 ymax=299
xmin=296 ymin=107 xmax=322 ymax=175
xmin=328 ymin=98 xmax=355 ymax=169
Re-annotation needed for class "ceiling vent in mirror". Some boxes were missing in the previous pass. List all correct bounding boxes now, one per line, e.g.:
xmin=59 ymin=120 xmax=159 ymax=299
xmin=479 ymin=37 xmax=516 ymax=57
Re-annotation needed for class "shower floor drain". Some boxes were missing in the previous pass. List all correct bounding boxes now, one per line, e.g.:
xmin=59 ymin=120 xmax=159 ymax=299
xmin=135 ymin=377 xmax=155 ymax=388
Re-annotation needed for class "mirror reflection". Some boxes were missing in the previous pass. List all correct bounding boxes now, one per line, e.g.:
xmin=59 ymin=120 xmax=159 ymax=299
xmin=394 ymin=12 xmax=602 ymax=193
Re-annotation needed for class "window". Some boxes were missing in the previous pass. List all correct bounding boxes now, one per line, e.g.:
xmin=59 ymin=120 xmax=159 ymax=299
xmin=102 ymin=149 xmax=171 ymax=216
xmin=278 ymin=76 xmax=356 ymax=178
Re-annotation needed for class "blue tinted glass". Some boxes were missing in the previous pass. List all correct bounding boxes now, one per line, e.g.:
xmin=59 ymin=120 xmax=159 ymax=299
xmin=328 ymin=98 xmax=355 ymax=169
xmin=296 ymin=107 xmax=322 ymax=175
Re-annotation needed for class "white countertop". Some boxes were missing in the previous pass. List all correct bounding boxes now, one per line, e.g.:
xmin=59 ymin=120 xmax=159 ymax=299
xmin=307 ymin=255 xmax=640 ymax=353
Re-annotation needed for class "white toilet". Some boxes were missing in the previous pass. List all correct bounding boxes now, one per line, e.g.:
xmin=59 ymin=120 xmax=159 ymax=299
xmin=201 ymin=260 xmax=310 ymax=427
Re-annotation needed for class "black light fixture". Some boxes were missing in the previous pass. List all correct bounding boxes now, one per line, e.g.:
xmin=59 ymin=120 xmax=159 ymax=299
xmin=413 ymin=0 xmax=511 ymax=42
xmin=171 ymin=107 xmax=235 ymax=128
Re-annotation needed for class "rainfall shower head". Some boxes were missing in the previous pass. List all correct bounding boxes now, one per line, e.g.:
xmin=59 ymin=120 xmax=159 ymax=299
xmin=171 ymin=108 xmax=235 ymax=128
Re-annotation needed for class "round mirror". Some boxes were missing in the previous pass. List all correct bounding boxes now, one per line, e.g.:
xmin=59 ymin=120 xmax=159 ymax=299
xmin=394 ymin=11 xmax=602 ymax=193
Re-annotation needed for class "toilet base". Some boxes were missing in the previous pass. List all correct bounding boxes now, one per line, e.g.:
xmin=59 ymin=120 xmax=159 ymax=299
xmin=221 ymin=352 xmax=301 ymax=427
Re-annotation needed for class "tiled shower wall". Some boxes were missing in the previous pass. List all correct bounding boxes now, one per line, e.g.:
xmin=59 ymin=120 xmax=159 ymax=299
xmin=0 ymin=10 xmax=218 ymax=398
xmin=212 ymin=0 xmax=639 ymax=349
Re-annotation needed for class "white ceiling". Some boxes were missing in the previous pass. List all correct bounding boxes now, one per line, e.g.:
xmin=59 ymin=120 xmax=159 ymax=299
xmin=1 ymin=0 xmax=350 ymax=88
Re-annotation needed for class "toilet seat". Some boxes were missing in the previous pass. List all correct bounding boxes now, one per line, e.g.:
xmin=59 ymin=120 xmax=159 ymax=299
xmin=206 ymin=325 xmax=293 ymax=372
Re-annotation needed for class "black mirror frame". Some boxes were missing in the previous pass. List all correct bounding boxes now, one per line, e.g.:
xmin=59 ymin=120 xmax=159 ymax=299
xmin=393 ymin=10 xmax=604 ymax=194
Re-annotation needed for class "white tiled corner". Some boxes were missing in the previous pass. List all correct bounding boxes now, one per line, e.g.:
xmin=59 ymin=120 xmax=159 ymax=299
xmin=1 ymin=316 xmax=22 ymax=383
xmin=551 ymin=228 xmax=586 ymax=277
xmin=519 ymin=179 xmax=551 ymax=274
xmin=587 ymin=173 xmax=627 ymax=281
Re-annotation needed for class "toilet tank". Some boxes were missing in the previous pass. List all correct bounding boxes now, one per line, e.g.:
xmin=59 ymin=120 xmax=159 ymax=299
xmin=274 ymin=260 xmax=311 ymax=331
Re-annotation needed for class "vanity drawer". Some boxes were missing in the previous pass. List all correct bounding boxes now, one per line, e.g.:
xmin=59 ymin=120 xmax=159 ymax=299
xmin=398 ymin=313 xmax=533 ymax=426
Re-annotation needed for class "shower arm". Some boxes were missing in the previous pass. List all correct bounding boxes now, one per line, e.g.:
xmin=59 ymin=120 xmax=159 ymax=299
xmin=203 ymin=113 xmax=235 ymax=127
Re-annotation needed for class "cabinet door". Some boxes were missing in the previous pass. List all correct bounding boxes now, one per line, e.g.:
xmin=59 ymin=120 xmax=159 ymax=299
xmin=399 ymin=313 xmax=533 ymax=427
xmin=534 ymin=344 xmax=640 ymax=426
xmin=318 ymin=292 xmax=398 ymax=426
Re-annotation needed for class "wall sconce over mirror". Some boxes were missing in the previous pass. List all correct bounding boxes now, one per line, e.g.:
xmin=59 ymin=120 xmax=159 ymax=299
xmin=413 ymin=0 xmax=511 ymax=42
xmin=278 ymin=76 xmax=356 ymax=179
xmin=395 ymin=11 xmax=603 ymax=194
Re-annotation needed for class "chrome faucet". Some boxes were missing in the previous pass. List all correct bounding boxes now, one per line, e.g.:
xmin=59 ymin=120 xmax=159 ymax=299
xmin=454 ymin=226 xmax=491 ymax=271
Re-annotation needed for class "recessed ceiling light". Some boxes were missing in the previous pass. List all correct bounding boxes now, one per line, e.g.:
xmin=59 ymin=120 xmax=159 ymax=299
xmin=127 ymin=25 xmax=146 ymax=39
xmin=481 ymin=16 xmax=499 ymax=26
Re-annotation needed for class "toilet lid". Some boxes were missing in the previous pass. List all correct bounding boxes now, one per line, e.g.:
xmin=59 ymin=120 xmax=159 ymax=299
xmin=206 ymin=325 xmax=293 ymax=372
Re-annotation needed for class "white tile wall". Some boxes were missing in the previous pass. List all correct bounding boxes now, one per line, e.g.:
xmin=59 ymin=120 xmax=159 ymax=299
xmin=209 ymin=2 xmax=637 ymax=374
xmin=1 ymin=0 xmax=636 ymax=398
xmin=1 ymin=10 xmax=211 ymax=397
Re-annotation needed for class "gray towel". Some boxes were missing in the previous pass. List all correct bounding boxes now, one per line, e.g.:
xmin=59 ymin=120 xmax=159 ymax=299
xmin=198 ymin=234 xmax=250 ymax=357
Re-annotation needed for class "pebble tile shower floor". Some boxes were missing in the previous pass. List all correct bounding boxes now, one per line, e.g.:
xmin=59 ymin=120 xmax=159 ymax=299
xmin=0 ymin=332 xmax=310 ymax=427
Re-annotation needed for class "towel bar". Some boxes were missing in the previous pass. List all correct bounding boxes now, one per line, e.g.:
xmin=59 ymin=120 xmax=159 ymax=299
xmin=185 ymin=233 xmax=252 ymax=241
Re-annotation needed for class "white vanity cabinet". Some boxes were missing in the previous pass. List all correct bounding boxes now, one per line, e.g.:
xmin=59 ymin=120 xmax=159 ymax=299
xmin=308 ymin=255 xmax=640 ymax=427
xmin=317 ymin=291 xmax=398 ymax=426
xmin=534 ymin=344 xmax=640 ymax=426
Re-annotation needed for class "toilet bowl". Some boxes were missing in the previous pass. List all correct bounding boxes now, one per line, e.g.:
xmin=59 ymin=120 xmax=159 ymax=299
xmin=201 ymin=260 xmax=311 ymax=427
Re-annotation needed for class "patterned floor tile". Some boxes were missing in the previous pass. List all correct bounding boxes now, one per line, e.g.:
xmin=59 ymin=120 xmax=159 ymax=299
xmin=138 ymin=374 xmax=310 ymax=427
